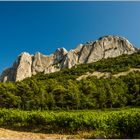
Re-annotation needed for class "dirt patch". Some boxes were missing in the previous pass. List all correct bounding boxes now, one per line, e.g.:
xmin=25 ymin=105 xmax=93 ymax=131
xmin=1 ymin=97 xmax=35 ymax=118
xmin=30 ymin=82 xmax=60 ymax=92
xmin=113 ymin=68 xmax=140 ymax=77
xmin=0 ymin=128 xmax=70 ymax=139
xmin=76 ymin=71 xmax=111 ymax=80
xmin=76 ymin=68 xmax=140 ymax=80
xmin=0 ymin=127 xmax=98 ymax=139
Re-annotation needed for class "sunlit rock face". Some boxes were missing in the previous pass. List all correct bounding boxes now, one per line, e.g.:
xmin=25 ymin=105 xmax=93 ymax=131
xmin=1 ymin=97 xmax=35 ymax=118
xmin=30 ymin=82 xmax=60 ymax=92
xmin=0 ymin=35 xmax=138 ymax=82
xmin=78 ymin=36 xmax=136 ymax=64
xmin=0 ymin=52 xmax=32 ymax=82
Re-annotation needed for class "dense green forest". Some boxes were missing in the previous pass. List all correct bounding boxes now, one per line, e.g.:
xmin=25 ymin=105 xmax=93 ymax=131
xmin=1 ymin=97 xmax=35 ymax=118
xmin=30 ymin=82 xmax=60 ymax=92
xmin=0 ymin=51 xmax=140 ymax=110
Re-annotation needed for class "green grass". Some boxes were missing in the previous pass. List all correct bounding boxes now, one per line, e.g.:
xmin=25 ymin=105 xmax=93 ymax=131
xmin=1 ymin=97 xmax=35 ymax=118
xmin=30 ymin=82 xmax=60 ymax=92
xmin=0 ymin=108 xmax=140 ymax=138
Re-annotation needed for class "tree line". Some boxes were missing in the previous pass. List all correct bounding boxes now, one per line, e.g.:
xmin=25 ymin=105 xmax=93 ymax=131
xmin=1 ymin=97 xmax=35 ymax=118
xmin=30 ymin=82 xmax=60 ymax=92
xmin=0 ymin=71 xmax=140 ymax=110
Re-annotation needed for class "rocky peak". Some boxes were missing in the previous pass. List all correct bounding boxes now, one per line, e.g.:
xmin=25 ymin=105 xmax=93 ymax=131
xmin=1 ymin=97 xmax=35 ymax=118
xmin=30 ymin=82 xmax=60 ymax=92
xmin=54 ymin=48 xmax=68 ymax=63
xmin=14 ymin=52 xmax=32 ymax=81
xmin=55 ymin=48 xmax=68 ymax=54
xmin=0 ymin=35 xmax=138 ymax=82
xmin=78 ymin=35 xmax=137 ymax=63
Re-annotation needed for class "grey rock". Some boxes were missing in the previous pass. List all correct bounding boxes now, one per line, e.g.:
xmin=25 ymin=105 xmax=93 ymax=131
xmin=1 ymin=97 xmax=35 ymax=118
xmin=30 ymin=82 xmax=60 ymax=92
xmin=0 ymin=52 xmax=32 ymax=82
xmin=0 ymin=35 xmax=138 ymax=82
xmin=0 ymin=68 xmax=12 ymax=82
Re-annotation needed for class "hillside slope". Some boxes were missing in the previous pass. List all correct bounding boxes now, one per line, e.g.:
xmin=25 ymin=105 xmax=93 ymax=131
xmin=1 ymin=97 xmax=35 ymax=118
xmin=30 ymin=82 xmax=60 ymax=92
xmin=0 ymin=51 xmax=140 ymax=110
xmin=0 ymin=35 xmax=137 ymax=82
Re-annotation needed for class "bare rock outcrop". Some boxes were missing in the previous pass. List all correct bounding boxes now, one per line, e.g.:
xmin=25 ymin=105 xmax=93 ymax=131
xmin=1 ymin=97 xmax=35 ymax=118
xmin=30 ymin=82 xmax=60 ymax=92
xmin=0 ymin=52 xmax=32 ymax=82
xmin=0 ymin=35 xmax=138 ymax=82
xmin=78 ymin=36 xmax=136 ymax=64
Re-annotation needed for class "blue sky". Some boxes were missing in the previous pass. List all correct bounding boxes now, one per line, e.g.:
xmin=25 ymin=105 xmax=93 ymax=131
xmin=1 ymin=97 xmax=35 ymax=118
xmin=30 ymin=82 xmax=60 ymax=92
xmin=0 ymin=1 xmax=140 ymax=73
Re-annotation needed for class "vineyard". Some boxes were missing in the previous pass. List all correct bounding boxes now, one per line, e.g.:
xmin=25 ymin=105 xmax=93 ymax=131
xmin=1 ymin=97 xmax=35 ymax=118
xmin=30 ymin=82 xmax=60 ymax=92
xmin=0 ymin=108 xmax=140 ymax=138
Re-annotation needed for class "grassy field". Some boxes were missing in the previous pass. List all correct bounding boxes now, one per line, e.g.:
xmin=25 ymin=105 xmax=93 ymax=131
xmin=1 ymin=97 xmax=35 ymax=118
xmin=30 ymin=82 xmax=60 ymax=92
xmin=0 ymin=108 xmax=140 ymax=138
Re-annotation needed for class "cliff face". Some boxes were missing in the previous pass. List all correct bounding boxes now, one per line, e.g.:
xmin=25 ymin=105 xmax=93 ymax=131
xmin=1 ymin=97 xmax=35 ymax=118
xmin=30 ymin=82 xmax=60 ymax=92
xmin=0 ymin=35 xmax=138 ymax=82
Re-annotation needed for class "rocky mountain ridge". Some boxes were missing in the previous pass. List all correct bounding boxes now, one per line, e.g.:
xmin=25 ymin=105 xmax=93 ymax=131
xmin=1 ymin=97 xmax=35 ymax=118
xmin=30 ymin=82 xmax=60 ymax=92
xmin=0 ymin=35 xmax=138 ymax=82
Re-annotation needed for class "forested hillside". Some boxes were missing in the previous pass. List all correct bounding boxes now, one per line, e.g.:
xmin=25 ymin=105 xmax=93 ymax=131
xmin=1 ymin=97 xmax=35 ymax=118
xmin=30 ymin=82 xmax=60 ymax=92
xmin=0 ymin=51 xmax=140 ymax=110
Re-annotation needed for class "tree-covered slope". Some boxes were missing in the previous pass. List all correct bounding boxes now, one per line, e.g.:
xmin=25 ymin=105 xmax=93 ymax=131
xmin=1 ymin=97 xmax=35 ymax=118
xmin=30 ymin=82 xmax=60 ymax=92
xmin=0 ymin=51 xmax=140 ymax=110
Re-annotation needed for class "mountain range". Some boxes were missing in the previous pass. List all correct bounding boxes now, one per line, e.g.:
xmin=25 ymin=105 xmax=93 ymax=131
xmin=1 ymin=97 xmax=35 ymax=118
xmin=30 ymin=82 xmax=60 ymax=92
xmin=0 ymin=35 xmax=138 ymax=82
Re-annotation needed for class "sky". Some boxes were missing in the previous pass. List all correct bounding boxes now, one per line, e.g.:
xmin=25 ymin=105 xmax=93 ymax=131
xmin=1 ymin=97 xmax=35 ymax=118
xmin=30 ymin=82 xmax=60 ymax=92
xmin=0 ymin=1 xmax=140 ymax=73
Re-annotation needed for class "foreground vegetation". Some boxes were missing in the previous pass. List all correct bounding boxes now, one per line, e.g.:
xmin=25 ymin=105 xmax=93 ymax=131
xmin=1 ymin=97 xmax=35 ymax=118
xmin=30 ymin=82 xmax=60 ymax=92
xmin=0 ymin=108 xmax=140 ymax=138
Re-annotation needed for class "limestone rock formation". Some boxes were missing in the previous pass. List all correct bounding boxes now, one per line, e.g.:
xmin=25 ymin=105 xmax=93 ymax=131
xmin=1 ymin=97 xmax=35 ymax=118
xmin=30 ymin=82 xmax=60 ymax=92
xmin=0 ymin=35 xmax=138 ymax=82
